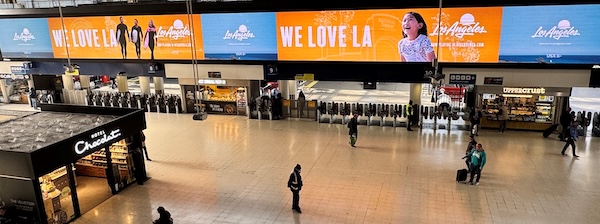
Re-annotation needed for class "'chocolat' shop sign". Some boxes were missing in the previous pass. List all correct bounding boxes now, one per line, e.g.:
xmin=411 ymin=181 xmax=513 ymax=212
xmin=74 ymin=129 xmax=122 ymax=155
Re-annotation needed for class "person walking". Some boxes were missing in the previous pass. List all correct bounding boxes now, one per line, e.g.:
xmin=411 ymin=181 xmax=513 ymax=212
xmin=463 ymin=143 xmax=486 ymax=186
xmin=348 ymin=114 xmax=359 ymax=148
xmin=297 ymin=91 xmax=306 ymax=117
xmin=559 ymin=107 xmax=572 ymax=141
xmin=287 ymin=164 xmax=303 ymax=213
xmin=465 ymin=136 xmax=477 ymax=173
xmin=153 ymin=206 xmax=173 ymax=224
xmin=561 ymin=121 xmax=579 ymax=157
xmin=141 ymin=131 xmax=151 ymax=161
xmin=406 ymin=100 xmax=413 ymax=131
xmin=498 ymin=105 xmax=509 ymax=133
xmin=29 ymin=87 xmax=38 ymax=109
xmin=470 ymin=107 xmax=482 ymax=136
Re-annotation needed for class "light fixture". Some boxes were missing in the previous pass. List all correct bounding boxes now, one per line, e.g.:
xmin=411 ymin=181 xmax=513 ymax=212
xmin=502 ymin=94 xmax=533 ymax=98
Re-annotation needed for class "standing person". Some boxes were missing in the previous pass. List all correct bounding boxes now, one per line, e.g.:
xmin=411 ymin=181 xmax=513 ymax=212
xmin=398 ymin=12 xmax=435 ymax=62
xmin=464 ymin=136 xmax=477 ymax=173
xmin=145 ymin=20 xmax=158 ymax=60
xmin=287 ymin=164 xmax=303 ymax=213
xmin=141 ymin=131 xmax=151 ymax=161
xmin=116 ymin=16 xmax=129 ymax=59
xmin=130 ymin=19 xmax=143 ymax=59
xmin=406 ymin=100 xmax=413 ymax=131
xmin=153 ymin=206 xmax=173 ymax=224
xmin=348 ymin=113 xmax=359 ymax=148
xmin=464 ymin=143 xmax=487 ymax=186
xmin=561 ymin=121 xmax=579 ymax=157
xmin=297 ymin=91 xmax=306 ymax=117
xmin=29 ymin=87 xmax=38 ymax=109
xmin=497 ymin=105 xmax=509 ymax=133
xmin=470 ymin=107 xmax=483 ymax=136
xmin=559 ymin=107 xmax=573 ymax=141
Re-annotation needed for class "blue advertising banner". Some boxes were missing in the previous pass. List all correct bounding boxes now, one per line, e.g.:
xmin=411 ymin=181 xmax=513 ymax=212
xmin=201 ymin=12 xmax=277 ymax=60
xmin=0 ymin=18 xmax=54 ymax=59
xmin=499 ymin=4 xmax=600 ymax=64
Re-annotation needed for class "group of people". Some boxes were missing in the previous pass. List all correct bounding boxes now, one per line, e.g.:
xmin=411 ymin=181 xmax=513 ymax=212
xmin=559 ymin=107 xmax=580 ymax=157
xmin=115 ymin=16 xmax=158 ymax=60
xmin=462 ymin=136 xmax=487 ymax=186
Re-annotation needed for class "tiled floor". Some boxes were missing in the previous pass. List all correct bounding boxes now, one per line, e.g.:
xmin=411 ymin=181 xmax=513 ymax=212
xmin=66 ymin=112 xmax=600 ymax=224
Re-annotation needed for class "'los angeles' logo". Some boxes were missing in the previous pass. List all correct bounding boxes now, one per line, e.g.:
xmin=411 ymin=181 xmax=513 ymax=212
xmin=157 ymin=19 xmax=191 ymax=40
xmin=430 ymin=13 xmax=487 ymax=38
xmin=223 ymin=25 xmax=255 ymax=41
xmin=531 ymin=20 xmax=580 ymax=40
xmin=13 ymin=28 xmax=36 ymax=42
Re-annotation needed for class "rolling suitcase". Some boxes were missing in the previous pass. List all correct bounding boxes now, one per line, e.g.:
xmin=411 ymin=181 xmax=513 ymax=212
xmin=456 ymin=169 xmax=468 ymax=182
xmin=543 ymin=124 xmax=559 ymax=138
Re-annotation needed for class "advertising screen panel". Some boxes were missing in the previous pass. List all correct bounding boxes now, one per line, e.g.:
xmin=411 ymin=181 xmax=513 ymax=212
xmin=48 ymin=15 xmax=204 ymax=60
xmin=201 ymin=12 xmax=277 ymax=60
xmin=499 ymin=4 xmax=600 ymax=64
xmin=275 ymin=7 xmax=503 ymax=62
xmin=0 ymin=18 xmax=54 ymax=59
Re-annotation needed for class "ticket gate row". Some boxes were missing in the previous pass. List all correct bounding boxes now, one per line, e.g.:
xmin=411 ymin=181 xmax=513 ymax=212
xmin=317 ymin=102 xmax=417 ymax=127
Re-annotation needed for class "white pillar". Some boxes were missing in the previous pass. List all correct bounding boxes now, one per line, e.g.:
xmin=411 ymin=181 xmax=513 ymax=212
xmin=79 ymin=75 xmax=91 ymax=89
xmin=62 ymin=75 xmax=74 ymax=90
xmin=289 ymin=80 xmax=298 ymax=99
xmin=409 ymin=83 xmax=422 ymax=105
xmin=0 ymin=79 xmax=9 ymax=103
xmin=153 ymin=77 xmax=164 ymax=94
xmin=277 ymin=80 xmax=288 ymax=99
xmin=116 ymin=76 xmax=129 ymax=93
xmin=139 ymin=76 xmax=151 ymax=95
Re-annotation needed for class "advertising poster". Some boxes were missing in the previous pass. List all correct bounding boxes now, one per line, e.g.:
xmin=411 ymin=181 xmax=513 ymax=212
xmin=201 ymin=12 xmax=277 ymax=60
xmin=499 ymin=5 xmax=600 ymax=64
xmin=275 ymin=7 xmax=502 ymax=62
xmin=48 ymin=15 xmax=204 ymax=60
xmin=0 ymin=18 xmax=54 ymax=59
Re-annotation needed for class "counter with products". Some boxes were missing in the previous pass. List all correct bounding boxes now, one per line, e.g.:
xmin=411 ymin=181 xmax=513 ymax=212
xmin=477 ymin=86 xmax=571 ymax=131
xmin=199 ymin=85 xmax=247 ymax=115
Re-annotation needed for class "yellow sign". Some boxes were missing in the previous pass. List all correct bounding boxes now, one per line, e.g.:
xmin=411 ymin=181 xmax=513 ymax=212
xmin=283 ymin=100 xmax=290 ymax=107
xmin=307 ymin=101 xmax=316 ymax=108
xmin=64 ymin=69 xmax=80 ymax=76
xmin=303 ymin=73 xmax=314 ymax=81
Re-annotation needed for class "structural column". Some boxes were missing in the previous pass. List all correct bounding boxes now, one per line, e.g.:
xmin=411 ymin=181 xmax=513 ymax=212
xmin=0 ymin=79 xmax=9 ymax=103
xmin=79 ymin=75 xmax=91 ymax=89
xmin=277 ymin=80 xmax=288 ymax=99
xmin=115 ymin=76 xmax=128 ymax=93
xmin=139 ymin=76 xmax=151 ymax=95
xmin=409 ymin=83 xmax=422 ymax=105
xmin=153 ymin=77 xmax=164 ymax=95
xmin=62 ymin=75 xmax=74 ymax=90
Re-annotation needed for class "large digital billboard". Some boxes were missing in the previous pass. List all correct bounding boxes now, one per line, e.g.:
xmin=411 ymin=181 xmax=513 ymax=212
xmin=275 ymin=7 xmax=503 ymax=63
xmin=201 ymin=12 xmax=278 ymax=60
xmin=0 ymin=18 xmax=54 ymax=58
xmin=499 ymin=4 xmax=600 ymax=64
xmin=47 ymin=15 xmax=204 ymax=60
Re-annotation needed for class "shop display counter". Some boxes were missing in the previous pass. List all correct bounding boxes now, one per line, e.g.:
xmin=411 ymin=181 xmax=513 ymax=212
xmin=481 ymin=117 xmax=552 ymax=131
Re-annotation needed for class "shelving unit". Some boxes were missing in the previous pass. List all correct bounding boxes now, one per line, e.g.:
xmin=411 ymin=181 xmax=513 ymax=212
xmin=75 ymin=140 xmax=134 ymax=181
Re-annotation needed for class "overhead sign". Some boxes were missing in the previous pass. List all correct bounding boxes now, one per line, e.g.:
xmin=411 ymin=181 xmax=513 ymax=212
xmin=10 ymin=66 xmax=26 ymax=74
xmin=74 ymin=129 xmax=122 ymax=155
xmin=0 ymin=18 xmax=54 ymax=58
xmin=201 ymin=12 xmax=278 ymax=60
xmin=484 ymin=77 xmax=504 ymax=85
xmin=0 ymin=74 xmax=30 ymax=79
xmin=47 ymin=15 xmax=204 ymax=60
xmin=503 ymin=87 xmax=546 ymax=94
xmin=449 ymin=74 xmax=476 ymax=84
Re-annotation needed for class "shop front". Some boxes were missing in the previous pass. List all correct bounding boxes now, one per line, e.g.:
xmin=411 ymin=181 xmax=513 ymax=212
xmin=165 ymin=63 xmax=262 ymax=115
xmin=0 ymin=104 xmax=147 ymax=224
xmin=0 ymin=62 xmax=34 ymax=104
xmin=476 ymin=86 xmax=571 ymax=131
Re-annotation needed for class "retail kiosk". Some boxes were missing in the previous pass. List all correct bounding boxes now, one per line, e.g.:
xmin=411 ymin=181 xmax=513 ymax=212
xmin=0 ymin=104 xmax=147 ymax=224
xmin=476 ymin=86 xmax=571 ymax=131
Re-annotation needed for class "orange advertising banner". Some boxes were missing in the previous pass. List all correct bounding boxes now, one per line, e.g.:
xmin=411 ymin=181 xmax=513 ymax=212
xmin=276 ymin=8 xmax=502 ymax=62
xmin=48 ymin=15 xmax=204 ymax=60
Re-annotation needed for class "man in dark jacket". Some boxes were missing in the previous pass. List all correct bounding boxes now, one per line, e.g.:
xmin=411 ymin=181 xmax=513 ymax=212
xmin=561 ymin=121 xmax=579 ymax=157
xmin=348 ymin=114 xmax=359 ymax=148
xmin=287 ymin=164 xmax=303 ymax=213
xmin=559 ymin=107 xmax=572 ymax=141
xmin=470 ymin=107 xmax=483 ymax=136
xmin=406 ymin=100 xmax=413 ymax=131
